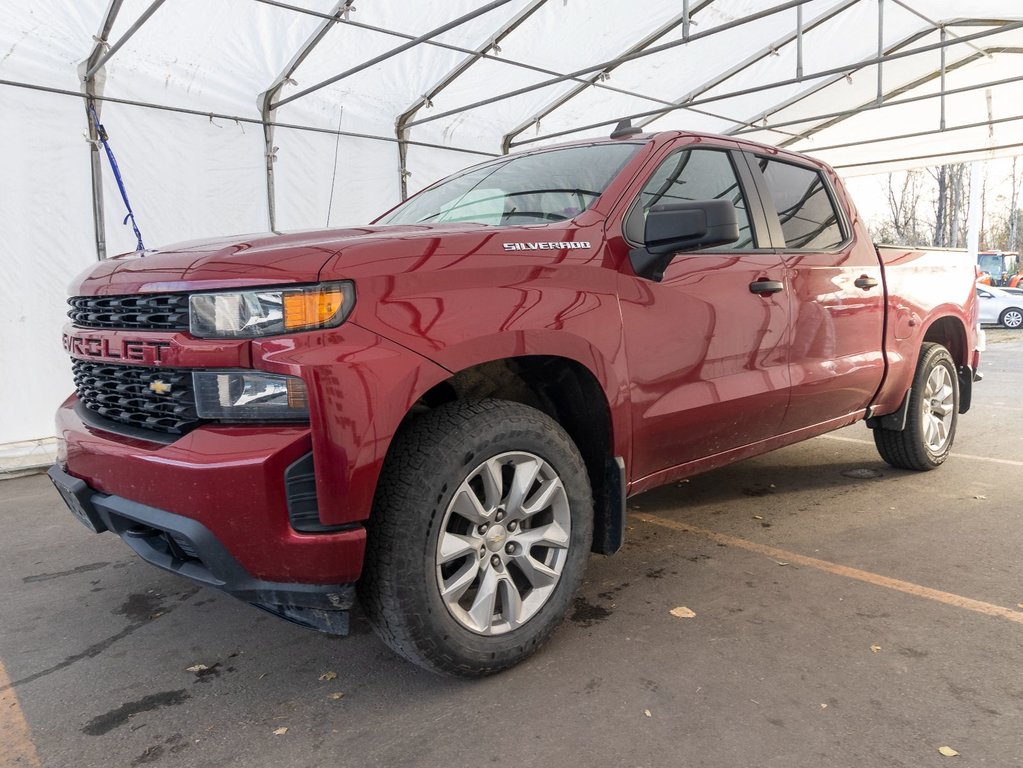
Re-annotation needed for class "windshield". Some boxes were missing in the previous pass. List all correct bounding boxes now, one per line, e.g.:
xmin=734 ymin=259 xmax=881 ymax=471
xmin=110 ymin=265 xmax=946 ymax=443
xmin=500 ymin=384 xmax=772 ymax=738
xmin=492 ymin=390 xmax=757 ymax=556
xmin=978 ymin=255 xmax=1006 ymax=274
xmin=380 ymin=143 xmax=642 ymax=226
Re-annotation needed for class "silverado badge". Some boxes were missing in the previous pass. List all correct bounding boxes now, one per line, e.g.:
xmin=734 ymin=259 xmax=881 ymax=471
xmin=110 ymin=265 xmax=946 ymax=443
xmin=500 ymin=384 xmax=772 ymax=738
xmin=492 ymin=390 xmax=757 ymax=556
xmin=149 ymin=379 xmax=172 ymax=395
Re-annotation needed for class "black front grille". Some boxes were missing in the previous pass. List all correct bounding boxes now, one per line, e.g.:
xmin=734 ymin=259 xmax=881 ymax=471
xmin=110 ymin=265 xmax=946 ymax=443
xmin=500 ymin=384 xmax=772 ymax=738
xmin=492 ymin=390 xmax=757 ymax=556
xmin=68 ymin=293 xmax=190 ymax=331
xmin=73 ymin=360 xmax=202 ymax=435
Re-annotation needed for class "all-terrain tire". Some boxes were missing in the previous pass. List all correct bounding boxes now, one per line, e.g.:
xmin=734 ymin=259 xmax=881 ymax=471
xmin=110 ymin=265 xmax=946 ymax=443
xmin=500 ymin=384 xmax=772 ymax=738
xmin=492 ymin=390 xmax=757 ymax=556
xmin=358 ymin=399 xmax=593 ymax=677
xmin=873 ymin=342 xmax=959 ymax=471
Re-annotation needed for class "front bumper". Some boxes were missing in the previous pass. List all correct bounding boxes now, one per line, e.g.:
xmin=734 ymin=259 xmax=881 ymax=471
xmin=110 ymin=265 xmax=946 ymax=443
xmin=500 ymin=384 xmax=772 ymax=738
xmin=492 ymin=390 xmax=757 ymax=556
xmin=55 ymin=316 xmax=451 ymax=633
xmin=56 ymin=395 xmax=366 ymax=586
xmin=49 ymin=463 xmax=356 ymax=634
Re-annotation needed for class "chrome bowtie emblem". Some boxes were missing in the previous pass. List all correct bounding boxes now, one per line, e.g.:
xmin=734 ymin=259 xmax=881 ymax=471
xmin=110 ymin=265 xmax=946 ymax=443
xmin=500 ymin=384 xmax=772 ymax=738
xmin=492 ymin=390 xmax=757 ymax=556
xmin=149 ymin=379 xmax=172 ymax=395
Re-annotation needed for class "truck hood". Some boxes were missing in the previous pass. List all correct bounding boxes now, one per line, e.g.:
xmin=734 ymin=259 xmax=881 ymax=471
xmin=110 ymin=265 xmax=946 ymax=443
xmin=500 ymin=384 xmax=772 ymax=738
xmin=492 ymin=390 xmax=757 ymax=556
xmin=71 ymin=223 xmax=498 ymax=296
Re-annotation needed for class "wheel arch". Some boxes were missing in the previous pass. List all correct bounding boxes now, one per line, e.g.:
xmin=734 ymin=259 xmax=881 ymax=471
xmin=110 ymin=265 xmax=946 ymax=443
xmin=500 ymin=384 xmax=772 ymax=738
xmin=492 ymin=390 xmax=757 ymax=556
xmin=921 ymin=314 xmax=973 ymax=413
xmin=392 ymin=353 xmax=626 ymax=555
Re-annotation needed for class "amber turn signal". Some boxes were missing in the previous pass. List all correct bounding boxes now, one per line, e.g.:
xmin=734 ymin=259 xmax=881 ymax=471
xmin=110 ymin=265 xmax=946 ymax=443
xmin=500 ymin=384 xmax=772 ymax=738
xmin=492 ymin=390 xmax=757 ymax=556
xmin=283 ymin=286 xmax=346 ymax=330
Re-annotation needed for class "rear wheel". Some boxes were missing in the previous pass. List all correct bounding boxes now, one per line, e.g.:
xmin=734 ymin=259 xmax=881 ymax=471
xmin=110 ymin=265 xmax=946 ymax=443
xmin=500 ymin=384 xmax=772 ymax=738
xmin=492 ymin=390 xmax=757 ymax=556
xmin=359 ymin=399 xmax=593 ymax=677
xmin=873 ymin=342 xmax=958 ymax=471
xmin=999 ymin=308 xmax=1023 ymax=329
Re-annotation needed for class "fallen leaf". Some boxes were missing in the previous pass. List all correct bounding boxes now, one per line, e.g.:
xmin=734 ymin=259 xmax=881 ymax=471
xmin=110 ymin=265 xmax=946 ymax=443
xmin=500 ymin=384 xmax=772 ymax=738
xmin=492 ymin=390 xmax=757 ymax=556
xmin=938 ymin=746 xmax=959 ymax=757
xmin=670 ymin=606 xmax=696 ymax=619
xmin=149 ymin=612 xmax=164 ymax=619
xmin=775 ymin=561 xmax=790 ymax=567
xmin=820 ymin=703 xmax=828 ymax=709
xmin=319 ymin=671 xmax=337 ymax=681
xmin=870 ymin=644 xmax=882 ymax=653
xmin=974 ymin=495 xmax=987 ymax=500
xmin=753 ymin=515 xmax=764 ymax=520
xmin=327 ymin=692 xmax=345 ymax=701
xmin=644 ymin=709 xmax=652 ymax=717
xmin=186 ymin=664 xmax=209 ymax=673
xmin=272 ymin=727 xmax=288 ymax=736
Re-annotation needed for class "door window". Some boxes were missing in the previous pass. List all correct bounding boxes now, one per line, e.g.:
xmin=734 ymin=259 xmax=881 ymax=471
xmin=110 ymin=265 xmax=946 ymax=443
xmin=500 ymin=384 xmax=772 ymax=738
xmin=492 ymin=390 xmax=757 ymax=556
xmin=756 ymin=158 xmax=845 ymax=249
xmin=625 ymin=149 xmax=755 ymax=249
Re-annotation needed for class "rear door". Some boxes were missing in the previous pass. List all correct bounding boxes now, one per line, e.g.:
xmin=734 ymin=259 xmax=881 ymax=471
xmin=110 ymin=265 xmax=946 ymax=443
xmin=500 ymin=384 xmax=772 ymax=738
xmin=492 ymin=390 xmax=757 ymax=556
xmin=614 ymin=140 xmax=790 ymax=481
xmin=743 ymin=153 xmax=886 ymax=431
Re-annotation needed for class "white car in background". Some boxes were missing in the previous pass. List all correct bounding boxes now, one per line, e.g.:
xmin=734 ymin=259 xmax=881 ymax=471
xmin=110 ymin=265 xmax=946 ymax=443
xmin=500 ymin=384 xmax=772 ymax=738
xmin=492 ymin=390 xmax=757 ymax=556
xmin=977 ymin=285 xmax=1023 ymax=328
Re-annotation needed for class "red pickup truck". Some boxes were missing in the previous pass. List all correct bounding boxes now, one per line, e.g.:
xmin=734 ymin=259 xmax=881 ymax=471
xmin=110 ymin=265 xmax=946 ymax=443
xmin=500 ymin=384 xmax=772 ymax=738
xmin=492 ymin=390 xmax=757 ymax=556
xmin=51 ymin=129 xmax=980 ymax=676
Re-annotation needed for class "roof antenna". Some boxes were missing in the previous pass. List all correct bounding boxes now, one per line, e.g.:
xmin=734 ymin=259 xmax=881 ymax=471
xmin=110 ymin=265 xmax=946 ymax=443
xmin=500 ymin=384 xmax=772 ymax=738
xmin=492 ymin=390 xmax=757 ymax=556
xmin=610 ymin=118 xmax=642 ymax=139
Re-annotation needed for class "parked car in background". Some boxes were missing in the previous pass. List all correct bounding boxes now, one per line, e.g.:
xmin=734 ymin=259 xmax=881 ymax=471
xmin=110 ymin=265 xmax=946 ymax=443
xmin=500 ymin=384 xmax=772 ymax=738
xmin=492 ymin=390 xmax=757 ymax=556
xmin=977 ymin=284 xmax=1023 ymax=328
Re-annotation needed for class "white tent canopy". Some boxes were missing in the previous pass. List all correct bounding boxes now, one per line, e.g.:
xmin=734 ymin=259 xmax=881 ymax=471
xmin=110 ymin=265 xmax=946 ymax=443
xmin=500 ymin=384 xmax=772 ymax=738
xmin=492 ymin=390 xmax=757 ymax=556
xmin=2 ymin=0 xmax=1021 ymax=467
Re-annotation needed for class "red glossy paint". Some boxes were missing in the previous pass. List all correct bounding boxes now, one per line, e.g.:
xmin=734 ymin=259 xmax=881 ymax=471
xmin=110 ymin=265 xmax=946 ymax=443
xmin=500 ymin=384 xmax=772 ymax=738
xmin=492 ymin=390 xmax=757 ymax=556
xmin=56 ymin=395 xmax=366 ymax=584
xmin=56 ymin=130 xmax=979 ymax=598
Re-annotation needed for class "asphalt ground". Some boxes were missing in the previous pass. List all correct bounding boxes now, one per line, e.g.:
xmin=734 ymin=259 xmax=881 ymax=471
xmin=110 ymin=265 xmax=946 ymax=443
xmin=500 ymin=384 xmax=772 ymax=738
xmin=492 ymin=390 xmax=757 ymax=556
xmin=2 ymin=330 xmax=1021 ymax=768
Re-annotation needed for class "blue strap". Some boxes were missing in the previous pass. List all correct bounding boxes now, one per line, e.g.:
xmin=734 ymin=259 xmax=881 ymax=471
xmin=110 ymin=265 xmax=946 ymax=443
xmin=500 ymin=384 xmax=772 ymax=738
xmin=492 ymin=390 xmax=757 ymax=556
xmin=89 ymin=105 xmax=146 ymax=253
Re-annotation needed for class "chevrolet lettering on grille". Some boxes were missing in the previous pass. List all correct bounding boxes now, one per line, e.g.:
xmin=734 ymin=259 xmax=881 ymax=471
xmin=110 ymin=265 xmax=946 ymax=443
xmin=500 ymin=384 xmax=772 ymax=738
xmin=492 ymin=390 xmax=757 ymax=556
xmin=63 ymin=333 xmax=171 ymax=365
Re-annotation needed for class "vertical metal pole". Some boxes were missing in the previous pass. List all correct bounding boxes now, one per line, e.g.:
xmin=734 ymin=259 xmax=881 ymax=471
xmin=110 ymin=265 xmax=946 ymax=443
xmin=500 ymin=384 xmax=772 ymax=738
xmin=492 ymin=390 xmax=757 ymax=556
xmin=88 ymin=103 xmax=107 ymax=261
xmin=263 ymin=123 xmax=278 ymax=232
xmin=82 ymin=0 xmax=125 ymax=260
xmin=683 ymin=0 xmax=691 ymax=41
xmin=967 ymin=160 xmax=983 ymax=264
xmin=876 ymin=0 xmax=884 ymax=105
xmin=796 ymin=5 xmax=804 ymax=79
xmin=940 ymin=26 xmax=947 ymax=130
xmin=258 ymin=0 xmax=350 ymax=231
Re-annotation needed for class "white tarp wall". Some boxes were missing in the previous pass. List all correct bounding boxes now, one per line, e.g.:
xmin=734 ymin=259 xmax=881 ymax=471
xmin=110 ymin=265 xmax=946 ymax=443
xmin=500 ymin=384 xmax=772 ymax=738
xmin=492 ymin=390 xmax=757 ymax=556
xmin=2 ymin=0 xmax=1022 ymax=470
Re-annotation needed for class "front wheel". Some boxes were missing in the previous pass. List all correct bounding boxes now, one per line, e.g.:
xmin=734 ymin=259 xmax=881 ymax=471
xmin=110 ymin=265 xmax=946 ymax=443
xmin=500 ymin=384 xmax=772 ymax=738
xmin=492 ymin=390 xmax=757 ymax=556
xmin=873 ymin=342 xmax=959 ymax=471
xmin=359 ymin=399 xmax=593 ymax=677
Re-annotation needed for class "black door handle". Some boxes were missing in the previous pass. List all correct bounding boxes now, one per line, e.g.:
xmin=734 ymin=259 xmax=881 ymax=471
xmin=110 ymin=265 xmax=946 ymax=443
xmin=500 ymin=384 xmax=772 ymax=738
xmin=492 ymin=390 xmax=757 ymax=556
xmin=749 ymin=279 xmax=784 ymax=295
xmin=854 ymin=275 xmax=879 ymax=290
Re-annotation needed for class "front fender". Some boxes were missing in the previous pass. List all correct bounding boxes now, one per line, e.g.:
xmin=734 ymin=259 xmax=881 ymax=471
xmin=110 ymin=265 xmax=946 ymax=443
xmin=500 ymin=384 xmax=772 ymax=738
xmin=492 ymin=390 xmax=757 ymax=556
xmin=252 ymin=324 xmax=451 ymax=525
xmin=348 ymin=266 xmax=632 ymax=462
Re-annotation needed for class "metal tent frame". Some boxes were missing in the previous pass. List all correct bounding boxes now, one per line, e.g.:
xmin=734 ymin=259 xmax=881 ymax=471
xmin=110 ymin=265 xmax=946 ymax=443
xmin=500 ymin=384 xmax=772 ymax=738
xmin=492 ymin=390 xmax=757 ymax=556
xmin=3 ymin=0 xmax=1021 ymax=259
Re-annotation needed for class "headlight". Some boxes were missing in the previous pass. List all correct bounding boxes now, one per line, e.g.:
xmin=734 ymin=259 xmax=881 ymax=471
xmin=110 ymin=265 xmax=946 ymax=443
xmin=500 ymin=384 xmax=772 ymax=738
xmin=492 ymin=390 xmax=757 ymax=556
xmin=193 ymin=371 xmax=309 ymax=421
xmin=189 ymin=282 xmax=354 ymax=338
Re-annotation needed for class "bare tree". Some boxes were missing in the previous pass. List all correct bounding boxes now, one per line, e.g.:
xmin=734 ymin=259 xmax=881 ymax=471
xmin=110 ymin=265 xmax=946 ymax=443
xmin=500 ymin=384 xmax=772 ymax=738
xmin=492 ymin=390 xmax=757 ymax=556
xmin=1009 ymin=157 xmax=1020 ymax=253
xmin=932 ymin=165 xmax=948 ymax=247
xmin=872 ymin=170 xmax=926 ymax=246
xmin=984 ymin=157 xmax=1022 ymax=253
xmin=949 ymin=164 xmax=965 ymax=249
xmin=929 ymin=163 xmax=969 ymax=248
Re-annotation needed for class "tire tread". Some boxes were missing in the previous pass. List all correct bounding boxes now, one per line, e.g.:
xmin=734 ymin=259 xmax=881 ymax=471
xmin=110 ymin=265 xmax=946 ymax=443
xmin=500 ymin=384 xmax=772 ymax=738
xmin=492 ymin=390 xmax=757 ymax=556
xmin=873 ymin=342 xmax=958 ymax=471
xmin=359 ymin=399 xmax=592 ymax=677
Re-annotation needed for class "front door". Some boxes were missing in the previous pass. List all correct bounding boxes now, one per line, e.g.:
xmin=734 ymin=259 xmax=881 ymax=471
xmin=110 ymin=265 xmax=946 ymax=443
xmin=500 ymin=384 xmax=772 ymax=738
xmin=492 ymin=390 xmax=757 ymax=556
xmin=614 ymin=143 xmax=790 ymax=482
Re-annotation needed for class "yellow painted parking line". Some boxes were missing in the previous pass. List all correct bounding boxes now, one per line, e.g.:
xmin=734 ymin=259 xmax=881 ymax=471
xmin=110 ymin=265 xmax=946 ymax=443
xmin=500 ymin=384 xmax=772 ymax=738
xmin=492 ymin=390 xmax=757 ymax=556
xmin=634 ymin=512 xmax=1023 ymax=627
xmin=818 ymin=433 xmax=1023 ymax=468
xmin=0 ymin=660 xmax=42 ymax=767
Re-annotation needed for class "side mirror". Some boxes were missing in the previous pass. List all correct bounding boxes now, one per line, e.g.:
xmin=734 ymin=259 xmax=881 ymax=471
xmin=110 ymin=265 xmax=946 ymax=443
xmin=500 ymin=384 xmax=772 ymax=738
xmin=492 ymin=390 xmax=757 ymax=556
xmin=629 ymin=200 xmax=740 ymax=281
